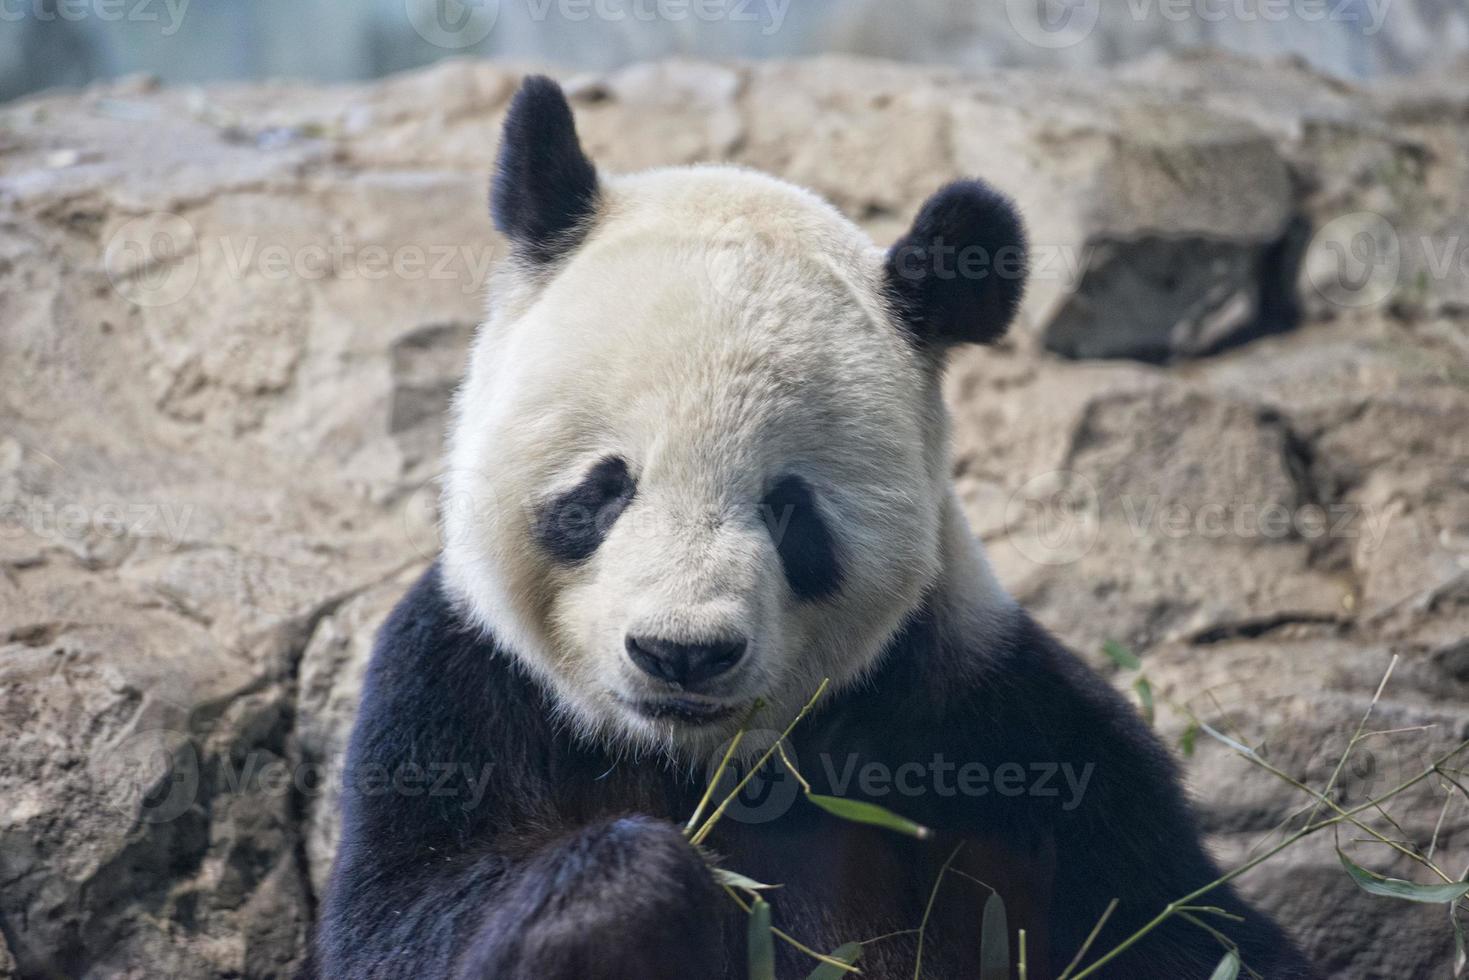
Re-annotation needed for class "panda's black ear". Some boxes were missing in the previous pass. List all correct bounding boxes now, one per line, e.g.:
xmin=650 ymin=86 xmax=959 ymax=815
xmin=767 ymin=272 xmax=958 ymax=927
xmin=883 ymin=180 xmax=1028 ymax=349
xmin=491 ymin=75 xmax=600 ymax=264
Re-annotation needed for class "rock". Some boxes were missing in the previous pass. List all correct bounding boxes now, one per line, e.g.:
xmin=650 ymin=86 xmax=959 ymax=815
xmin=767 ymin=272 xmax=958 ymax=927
xmin=1224 ymin=834 xmax=1460 ymax=979
xmin=1122 ymin=50 xmax=1469 ymax=323
xmin=1134 ymin=633 xmax=1469 ymax=980
xmin=947 ymin=341 xmax=1352 ymax=656
xmin=0 ymin=573 xmax=308 ymax=978
xmin=736 ymin=58 xmax=958 ymax=220
xmin=569 ymin=60 xmax=745 ymax=168
xmin=731 ymin=56 xmax=1303 ymax=362
xmin=295 ymin=567 xmax=427 ymax=899
xmin=1 ymin=52 xmax=1466 ymax=979
xmin=947 ymin=72 xmax=1297 ymax=361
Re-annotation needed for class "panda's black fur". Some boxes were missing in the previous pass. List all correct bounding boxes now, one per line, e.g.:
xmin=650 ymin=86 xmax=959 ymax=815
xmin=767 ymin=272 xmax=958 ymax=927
xmin=884 ymin=179 xmax=1030 ymax=348
xmin=759 ymin=474 xmax=845 ymax=601
xmin=314 ymin=77 xmax=1319 ymax=979
xmin=490 ymin=74 xmax=600 ymax=264
xmin=318 ymin=565 xmax=1316 ymax=979
xmin=533 ymin=456 xmax=638 ymax=564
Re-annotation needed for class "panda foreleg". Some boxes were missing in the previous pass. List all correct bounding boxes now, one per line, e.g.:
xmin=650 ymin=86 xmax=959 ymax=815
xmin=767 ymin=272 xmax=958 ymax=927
xmin=455 ymin=815 xmax=727 ymax=980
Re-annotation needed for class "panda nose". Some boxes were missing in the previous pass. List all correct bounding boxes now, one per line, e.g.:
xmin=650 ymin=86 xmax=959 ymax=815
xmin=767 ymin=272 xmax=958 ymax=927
xmin=624 ymin=634 xmax=747 ymax=688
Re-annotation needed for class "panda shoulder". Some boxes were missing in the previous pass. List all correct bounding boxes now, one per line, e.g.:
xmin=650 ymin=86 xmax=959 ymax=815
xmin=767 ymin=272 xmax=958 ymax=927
xmin=357 ymin=563 xmax=525 ymax=720
xmin=373 ymin=563 xmax=472 ymax=662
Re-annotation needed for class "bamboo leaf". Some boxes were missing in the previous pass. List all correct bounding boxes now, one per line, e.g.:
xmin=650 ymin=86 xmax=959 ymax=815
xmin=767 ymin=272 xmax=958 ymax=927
xmin=1337 ymin=850 xmax=1469 ymax=903
xmin=1179 ymin=721 xmax=1199 ymax=758
xmin=979 ymin=891 xmax=1010 ymax=980
xmin=1134 ymin=677 xmax=1155 ymax=726
xmin=1208 ymin=950 xmax=1241 ymax=980
xmin=748 ymin=898 xmax=775 ymax=980
xmin=714 ymin=867 xmax=781 ymax=893
xmin=804 ymin=942 xmax=862 ymax=979
xmin=1101 ymin=640 xmax=1141 ymax=671
xmin=806 ymin=794 xmax=931 ymax=839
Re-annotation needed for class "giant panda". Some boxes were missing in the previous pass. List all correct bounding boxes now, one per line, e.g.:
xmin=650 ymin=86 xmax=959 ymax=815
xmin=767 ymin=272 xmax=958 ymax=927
xmin=315 ymin=76 xmax=1318 ymax=980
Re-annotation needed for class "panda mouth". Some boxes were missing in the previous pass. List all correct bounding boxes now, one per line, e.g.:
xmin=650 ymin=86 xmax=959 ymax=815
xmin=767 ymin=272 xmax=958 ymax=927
xmin=623 ymin=697 xmax=740 ymax=725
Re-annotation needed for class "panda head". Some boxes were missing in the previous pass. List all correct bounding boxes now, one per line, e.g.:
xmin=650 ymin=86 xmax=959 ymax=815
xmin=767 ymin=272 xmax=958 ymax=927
xmin=443 ymin=76 xmax=1026 ymax=754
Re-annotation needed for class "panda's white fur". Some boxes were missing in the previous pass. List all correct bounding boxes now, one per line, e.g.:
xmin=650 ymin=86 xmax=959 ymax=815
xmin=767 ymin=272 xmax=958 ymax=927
xmin=441 ymin=163 xmax=1011 ymax=755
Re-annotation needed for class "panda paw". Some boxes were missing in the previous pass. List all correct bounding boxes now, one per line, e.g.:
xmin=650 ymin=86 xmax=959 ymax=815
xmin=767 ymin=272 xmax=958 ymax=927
xmin=458 ymin=816 xmax=726 ymax=980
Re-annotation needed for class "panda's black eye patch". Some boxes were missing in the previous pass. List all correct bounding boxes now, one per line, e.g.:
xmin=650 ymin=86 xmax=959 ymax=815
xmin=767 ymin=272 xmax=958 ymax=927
xmin=535 ymin=457 xmax=636 ymax=564
xmin=760 ymin=475 xmax=843 ymax=602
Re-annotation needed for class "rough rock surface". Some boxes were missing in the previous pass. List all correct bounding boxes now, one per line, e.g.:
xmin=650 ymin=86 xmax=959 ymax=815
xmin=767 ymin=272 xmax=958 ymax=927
xmin=1 ymin=54 xmax=1466 ymax=979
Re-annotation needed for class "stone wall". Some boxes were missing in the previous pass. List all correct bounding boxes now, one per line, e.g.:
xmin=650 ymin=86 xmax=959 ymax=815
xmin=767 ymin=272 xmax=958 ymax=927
xmin=1 ymin=53 xmax=1467 ymax=978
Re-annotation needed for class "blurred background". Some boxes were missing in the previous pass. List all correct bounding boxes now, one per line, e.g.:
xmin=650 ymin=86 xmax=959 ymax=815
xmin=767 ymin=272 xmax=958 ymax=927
xmin=5 ymin=0 xmax=1469 ymax=103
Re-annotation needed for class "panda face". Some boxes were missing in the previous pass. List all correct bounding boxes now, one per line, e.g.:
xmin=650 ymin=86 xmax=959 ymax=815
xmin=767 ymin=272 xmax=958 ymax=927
xmin=442 ymin=78 xmax=1024 ymax=755
xmin=445 ymin=173 xmax=946 ymax=753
